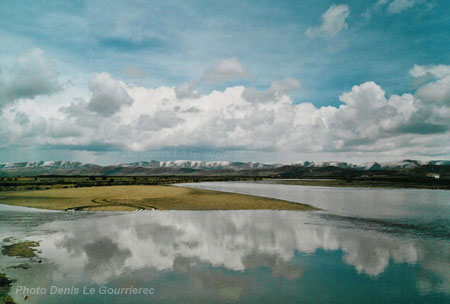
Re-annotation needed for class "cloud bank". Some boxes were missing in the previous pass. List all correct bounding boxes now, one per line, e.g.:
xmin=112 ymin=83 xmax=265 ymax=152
xmin=1 ymin=50 xmax=449 ymax=161
xmin=0 ymin=49 xmax=61 ymax=108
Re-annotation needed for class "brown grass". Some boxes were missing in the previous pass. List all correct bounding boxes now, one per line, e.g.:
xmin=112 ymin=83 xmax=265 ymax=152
xmin=0 ymin=185 xmax=317 ymax=211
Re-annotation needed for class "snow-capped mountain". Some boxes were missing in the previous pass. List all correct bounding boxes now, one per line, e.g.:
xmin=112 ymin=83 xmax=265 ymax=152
xmin=293 ymin=161 xmax=355 ymax=169
xmin=355 ymin=160 xmax=424 ymax=170
xmin=0 ymin=161 xmax=96 ymax=169
xmin=292 ymin=159 xmax=448 ymax=170
xmin=428 ymin=160 xmax=450 ymax=166
xmin=0 ymin=159 xmax=448 ymax=176
xmin=0 ymin=160 xmax=283 ymax=175
xmin=118 ymin=160 xmax=282 ymax=170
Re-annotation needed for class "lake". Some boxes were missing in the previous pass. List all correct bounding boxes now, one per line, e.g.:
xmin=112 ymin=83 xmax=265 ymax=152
xmin=1 ymin=182 xmax=449 ymax=303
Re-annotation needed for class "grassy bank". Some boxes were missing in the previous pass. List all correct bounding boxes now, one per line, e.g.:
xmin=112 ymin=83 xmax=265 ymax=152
xmin=1 ymin=175 xmax=447 ymax=192
xmin=265 ymin=178 xmax=450 ymax=189
xmin=0 ymin=272 xmax=17 ymax=304
xmin=2 ymin=241 xmax=40 ymax=258
xmin=0 ymin=176 xmax=262 ymax=192
xmin=0 ymin=185 xmax=317 ymax=211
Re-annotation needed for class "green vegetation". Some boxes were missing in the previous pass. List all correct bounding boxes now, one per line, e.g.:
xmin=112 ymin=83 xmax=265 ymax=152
xmin=0 ymin=185 xmax=317 ymax=211
xmin=0 ymin=294 xmax=16 ymax=304
xmin=2 ymin=241 xmax=40 ymax=258
xmin=0 ymin=176 xmax=262 ymax=192
xmin=0 ymin=273 xmax=17 ymax=304
xmin=0 ymin=174 xmax=447 ymax=193
xmin=0 ymin=273 xmax=13 ymax=288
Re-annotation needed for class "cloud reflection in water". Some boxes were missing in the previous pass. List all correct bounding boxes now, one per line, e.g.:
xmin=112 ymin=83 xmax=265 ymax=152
xmin=31 ymin=210 xmax=449 ymax=296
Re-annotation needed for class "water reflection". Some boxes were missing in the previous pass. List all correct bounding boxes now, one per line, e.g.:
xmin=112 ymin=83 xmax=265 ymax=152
xmin=179 ymin=182 xmax=450 ymax=220
xmin=2 ymin=182 xmax=450 ymax=303
xmin=28 ymin=210 xmax=448 ymax=297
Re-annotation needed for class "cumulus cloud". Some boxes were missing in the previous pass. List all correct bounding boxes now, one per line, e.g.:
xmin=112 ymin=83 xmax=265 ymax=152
xmin=175 ymin=81 xmax=198 ymax=99
xmin=306 ymin=4 xmax=350 ymax=39
xmin=0 ymin=48 xmax=61 ymax=108
xmin=416 ymin=76 xmax=450 ymax=105
xmin=14 ymin=112 xmax=30 ymax=126
xmin=45 ymin=118 xmax=85 ymax=138
xmin=411 ymin=64 xmax=450 ymax=105
xmin=242 ymin=78 xmax=300 ymax=103
xmin=202 ymin=58 xmax=248 ymax=84
xmin=137 ymin=110 xmax=184 ymax=131
xmin=2 ymin=63 xmax=450 ymax=158
xmin=87 ymin=72 xmax=134 ymax=117
xmin=335 ymin=82 xmax=418 ymax=138
xmin=410 ymin=64 xmax=450 ymax=79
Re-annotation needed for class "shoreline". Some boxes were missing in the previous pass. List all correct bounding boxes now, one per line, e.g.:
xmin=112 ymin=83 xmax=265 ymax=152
xmin=263 ymin=178 xmax=450 ymax=190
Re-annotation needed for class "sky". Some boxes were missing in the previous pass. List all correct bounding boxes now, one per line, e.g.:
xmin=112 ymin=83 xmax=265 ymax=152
xmin=0 ymin=0 xmax=449 ymax=164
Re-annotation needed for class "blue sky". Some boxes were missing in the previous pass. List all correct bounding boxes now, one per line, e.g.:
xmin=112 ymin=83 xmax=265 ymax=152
xmin=0 ymin=0 xmax=449 ymax=164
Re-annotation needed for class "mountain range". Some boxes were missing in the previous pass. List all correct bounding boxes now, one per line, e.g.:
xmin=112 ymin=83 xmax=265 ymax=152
xmin=0 ymin=159 xmax=449 ymax=177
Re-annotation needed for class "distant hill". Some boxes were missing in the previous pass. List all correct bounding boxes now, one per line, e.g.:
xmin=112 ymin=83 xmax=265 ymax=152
xmin=293 ymin=159 xmax=450 ymax=170
xmin=0 ymin=159 xmax=449 ymax=178
xmin=0 ymin=160 xmax=282 ymax=176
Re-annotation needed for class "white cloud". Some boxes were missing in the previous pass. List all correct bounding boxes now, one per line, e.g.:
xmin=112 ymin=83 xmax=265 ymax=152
xmin=410 ymin=64 xmax=450 ymax=79
xmin=87 ymin=72 xmax=134 ymax=117
xmin=411 ymin=64 xmax=450 ymax=105
xmin=416 ymin=76 xmax=450 ymax=105
xmin=285 ymin=82 xmax=423 ymax=153
xmin=174 ymin=81 xmax=198 ymax=99
xmin=0 ymin=48 xmax=61 ymax=108
xmin=365 ymin=0 xmax=429 ymax=18
xmin=2 ymin=63 xmax=449 ymax=159
xmin=14 ymin=112 xmax=30 ymax=126
xmin=242 ymin=78 xmax=300 ymax=103
xmin=202 ymin=58 xmax=248 ymax=84
xmin=137 ymin=110 xmax=184 ymax=131
xmin=306 ymin=4 xmax=350 ymax=39
xmin=388 ymin=0 xmax=424 ymax=14
xmin=363 ymin=0 xmax=388 ymax=20
xmin=339 ymin=81 xmax=386 ymax=108
xmin=45 ymin=118 xmax=84 ymax=138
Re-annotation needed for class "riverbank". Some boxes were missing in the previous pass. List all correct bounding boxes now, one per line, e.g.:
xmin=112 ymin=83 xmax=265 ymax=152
xmin=264 ymin=178 xmax=450 ymax=189
xmin=0 ymin=185 xmax=317 ymax=211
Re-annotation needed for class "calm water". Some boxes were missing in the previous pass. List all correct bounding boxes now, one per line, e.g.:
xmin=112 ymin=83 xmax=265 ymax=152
xmin=0 ymin=182 xmax=449 ymax=303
